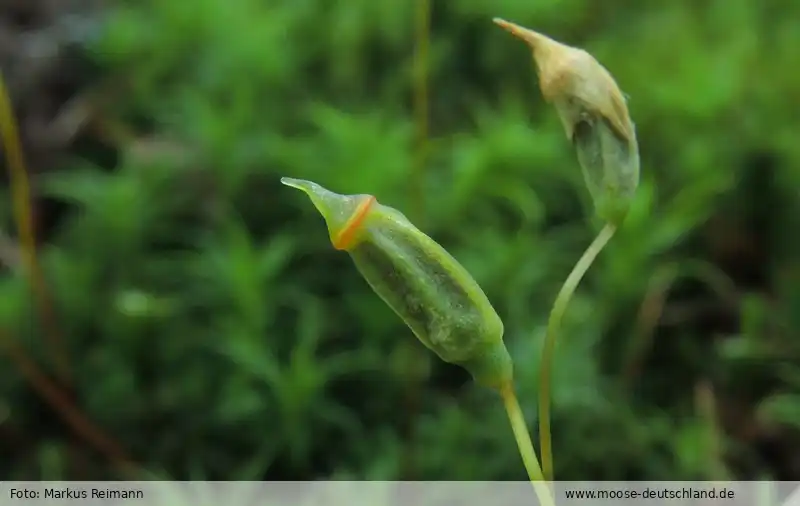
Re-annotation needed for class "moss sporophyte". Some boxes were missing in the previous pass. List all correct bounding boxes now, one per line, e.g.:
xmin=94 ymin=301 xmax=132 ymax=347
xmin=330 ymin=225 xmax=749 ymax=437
xmin=281 ymin=177 xmax=555 ymax=506
xmin=281 ymin=177 xmax=512 ymax=387
xmin=493 ymin=18 xmax=639 ymax=227
xmin=494 ymin=18 xmax=640 ymax=484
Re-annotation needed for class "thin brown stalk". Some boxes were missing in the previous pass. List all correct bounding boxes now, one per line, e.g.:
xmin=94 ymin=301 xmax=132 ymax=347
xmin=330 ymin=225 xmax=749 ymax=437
xmin=1 ymin=332 xmax=139 ymax=477
xmin=0 ymin=72 xmax=71 ymax=386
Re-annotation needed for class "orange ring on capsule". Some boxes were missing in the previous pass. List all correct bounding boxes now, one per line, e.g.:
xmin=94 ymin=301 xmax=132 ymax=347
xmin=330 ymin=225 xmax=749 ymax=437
xmin=333 ymin=195 xmax=376 ymax=251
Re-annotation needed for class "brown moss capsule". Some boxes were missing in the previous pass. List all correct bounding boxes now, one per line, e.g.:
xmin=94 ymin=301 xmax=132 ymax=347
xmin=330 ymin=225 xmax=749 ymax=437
xmin=282 ymin=177 xmax=514 ymax=389
xmin=494 ymin=18 xmax=640 ymax=225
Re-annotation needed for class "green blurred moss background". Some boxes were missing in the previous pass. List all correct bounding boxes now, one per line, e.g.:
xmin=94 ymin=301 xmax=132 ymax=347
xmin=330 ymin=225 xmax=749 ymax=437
xmin=1 ymin=0 xmax=799 ymax=481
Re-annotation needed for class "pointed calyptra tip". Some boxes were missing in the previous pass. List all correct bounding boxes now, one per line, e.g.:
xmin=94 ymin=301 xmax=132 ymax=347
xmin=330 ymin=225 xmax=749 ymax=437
xmin=491 ymin=17 xmax=577 ymax=105
xmin=280 ymin=177 xmax=330 ymax=216
xmin=280 ymin=177 xmax=375 ymax=251
xmin=492 ymin=18 xmax=556 ymax=54
xmin=280 ymin=177 xmax=324 ymax=200
xmin=280 ymin=176 xmax=307 ymax=190
xmin=493 ymin=18 xmax=532 ymax=42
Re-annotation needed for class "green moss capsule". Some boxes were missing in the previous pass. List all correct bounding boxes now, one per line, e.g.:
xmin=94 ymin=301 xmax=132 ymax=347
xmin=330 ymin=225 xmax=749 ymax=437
xmin=282 ymin=177 xmax=513 ymax=389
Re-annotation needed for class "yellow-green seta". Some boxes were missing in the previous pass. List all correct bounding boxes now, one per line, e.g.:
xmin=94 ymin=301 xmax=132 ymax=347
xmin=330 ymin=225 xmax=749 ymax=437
xmin=281 ymin=177 xmax=513 ymax=389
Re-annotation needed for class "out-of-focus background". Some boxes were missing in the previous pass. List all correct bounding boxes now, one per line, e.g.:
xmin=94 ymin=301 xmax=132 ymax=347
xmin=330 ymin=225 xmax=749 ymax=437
xmin=1 ymin=0 xmax=799 ymax=481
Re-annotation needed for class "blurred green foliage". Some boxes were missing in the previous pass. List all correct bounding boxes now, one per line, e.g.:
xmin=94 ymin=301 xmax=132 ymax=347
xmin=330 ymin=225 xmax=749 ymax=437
xmin=1 ymin=0 xmax=799 ymax=481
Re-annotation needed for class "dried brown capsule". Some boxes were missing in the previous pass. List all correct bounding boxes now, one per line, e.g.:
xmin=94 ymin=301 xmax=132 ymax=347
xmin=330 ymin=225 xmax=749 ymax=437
xmin=494 ymin=18 xmax=640 ymax=225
